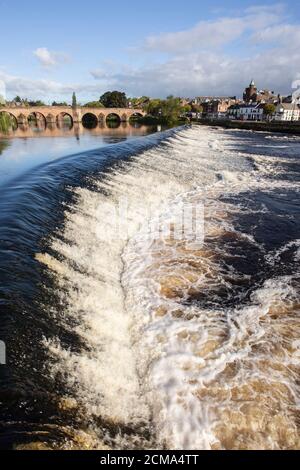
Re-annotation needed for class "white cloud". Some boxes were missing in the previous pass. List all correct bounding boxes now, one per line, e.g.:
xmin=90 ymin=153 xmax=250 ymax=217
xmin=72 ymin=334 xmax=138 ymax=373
xmin=0 ymin=79 xmax=6 ymax=99
xmin=90 ymin=46 xmax=300 ymax=98
xmin=141 ymin=4 xmax=284 ymax=53
xmin=34 ymin=47 xmax=69 ymax=68
xmin=0 ymin=71 xmax=102 ymax=102
xmin=89 ymin=3 xmax=300 ymax=97
xmin=143 ymin=18 xmax=246 ymax=53
xmin=2 ymin=3 xmax=300 ymax=101
xmin=252 ymin=24 xmax=300 ymax=48
xmin=90 ymin=69 xmax=112 ymax=80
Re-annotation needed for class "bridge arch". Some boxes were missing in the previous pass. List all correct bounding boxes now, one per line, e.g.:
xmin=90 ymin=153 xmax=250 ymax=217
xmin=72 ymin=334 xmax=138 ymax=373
xmin=106 ymin=113 xmax=121 ymax=129
xmin=82 ymin=112 xmax=98 ymax=129
xmin=129 ymin=112 xmax=143 ymax=121
xmin=106 ymin=113 xmax=121 ymax=123
xmin=1 ymin=106 xmax=145 ymax=130
xmin=28 ymin=111 xmax=46 ymax=129
xmin=56 ymin=112 xmax=73 ymax=129
xmin=0 ymin=111 xmax=18 ymax=131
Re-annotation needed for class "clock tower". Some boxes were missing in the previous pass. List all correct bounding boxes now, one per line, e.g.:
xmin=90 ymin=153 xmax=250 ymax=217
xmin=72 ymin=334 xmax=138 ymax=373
xmin=243 ymin=79 xmax=258 ymax=103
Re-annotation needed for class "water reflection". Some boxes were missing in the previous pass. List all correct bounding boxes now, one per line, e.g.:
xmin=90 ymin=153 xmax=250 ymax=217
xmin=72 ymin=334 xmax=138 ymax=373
xmin=0 ymin=122 xmax=159 ymax=186
xmin=56 ymin=112 xmax=73 ymax=130
xmin=28 ymin=112 xmax=47 ymax=131
xmin=0 ymin=139 xmax=9 ymax=155
xmin=0 ymin=120 xmax=153 ymax=139
xmin=82 ymin=113 xmax=98 ymax=129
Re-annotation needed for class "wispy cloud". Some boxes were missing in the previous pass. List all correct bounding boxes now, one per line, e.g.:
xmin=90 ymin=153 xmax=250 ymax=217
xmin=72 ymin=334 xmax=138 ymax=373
xmin=140 ymin=4 xmax=284 ymax=53
xmin=252 ymin=23 xmax=300 ymax=47
xmin=143 ymin=18 xmax=246 ymax=53
xmin=0 ymin=71 xmax=101 ymax=101
xmin=89 ymin=46 xmax=300 ymax=98
xmin=3 ymin=3 xmax=300 ymax=100
xmin=34 ymin=47 xmax=70 ymax=68
xmin=89 ymin=3 xmax=300 ymax=97
xmin=90 ymin=69 xmax=113 ymax=80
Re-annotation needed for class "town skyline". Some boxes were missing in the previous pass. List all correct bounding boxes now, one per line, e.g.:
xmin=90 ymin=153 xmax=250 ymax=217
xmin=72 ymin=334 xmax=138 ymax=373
xmin=1 ymin=1 xmax=300 ymax=102
xmin=2 ymin=78 xmax=300 ymax=129
xmin=1 ymin=76 xmax=298 ymax=107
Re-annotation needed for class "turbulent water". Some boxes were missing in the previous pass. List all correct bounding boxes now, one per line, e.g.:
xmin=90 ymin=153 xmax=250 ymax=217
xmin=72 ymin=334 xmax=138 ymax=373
xmin=0 ymin=126 xmax=299 ymax=450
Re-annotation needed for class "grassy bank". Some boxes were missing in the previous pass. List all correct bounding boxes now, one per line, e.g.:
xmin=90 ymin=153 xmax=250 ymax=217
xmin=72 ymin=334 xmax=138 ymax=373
xmin=197 ymin=118 xmax=300 ymax=135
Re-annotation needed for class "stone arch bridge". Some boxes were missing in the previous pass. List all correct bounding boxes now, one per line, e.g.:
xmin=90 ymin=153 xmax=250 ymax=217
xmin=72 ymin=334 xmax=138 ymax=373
xmin=0 ymin=106 xmax=145 ymax=126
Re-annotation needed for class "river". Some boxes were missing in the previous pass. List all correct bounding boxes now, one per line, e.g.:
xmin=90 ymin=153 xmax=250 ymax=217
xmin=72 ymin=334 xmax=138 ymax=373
xmin=0 ymin=125 xmax=299 ymax=450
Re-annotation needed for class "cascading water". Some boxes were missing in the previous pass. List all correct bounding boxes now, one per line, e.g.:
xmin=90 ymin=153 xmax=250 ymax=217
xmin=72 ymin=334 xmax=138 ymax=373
xmin=0 ymin=126 xmax=299 ymax=449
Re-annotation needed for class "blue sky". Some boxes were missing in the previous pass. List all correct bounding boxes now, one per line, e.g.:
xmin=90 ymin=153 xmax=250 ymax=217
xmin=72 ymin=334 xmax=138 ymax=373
xmin=1 ymin=0 xmax=300 ymax=102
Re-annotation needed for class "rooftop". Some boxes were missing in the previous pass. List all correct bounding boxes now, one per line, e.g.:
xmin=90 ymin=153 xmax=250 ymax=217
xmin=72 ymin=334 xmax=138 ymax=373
xmin=277 ymin=103 xmax=300 ymax=110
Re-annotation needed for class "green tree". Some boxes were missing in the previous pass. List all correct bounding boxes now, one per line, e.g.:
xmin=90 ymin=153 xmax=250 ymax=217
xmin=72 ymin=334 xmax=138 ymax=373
xmin=160 ymin=96 xmax=183 ymax=124
xmin=145 ymin=99 xmax=162 ymax=116
xmin=263 ymin=103 xmax=276 ymax=117
xmin=84 ymin=100 xmax=104 ymax=108
xmin=181 ymin=104 xmax=192 ymax=114
xmin=100 ymin=91 xmax=128 ymax=108
xmin=0 ymin=112 xmax=10 ymax=132
xmin=0 ymin=112 xmax=17 ymax=132
xmin=72 ymin=92 xmax=77 ymax=109
xmin=144 ymin=96 xmax=185 ymax=125
xmin=52 ymin=101 xmax=68 ymax=106
xmin=12 ymin=96 xmax=30 ymax=106
xmin=28 ymin=100 xmax=45 ymax=106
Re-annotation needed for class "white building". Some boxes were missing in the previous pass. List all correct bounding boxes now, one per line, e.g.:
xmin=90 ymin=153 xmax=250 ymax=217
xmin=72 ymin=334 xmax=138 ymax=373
xmin=228 ymin=103 xmax=264 ymax=121
xmin=274 ymin=103 xmax=300 ymax=121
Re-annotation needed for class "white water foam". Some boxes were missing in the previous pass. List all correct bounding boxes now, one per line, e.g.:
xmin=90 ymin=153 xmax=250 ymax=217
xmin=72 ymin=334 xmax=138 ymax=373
xmin=37 ymin=125 xmax=300 ymax=449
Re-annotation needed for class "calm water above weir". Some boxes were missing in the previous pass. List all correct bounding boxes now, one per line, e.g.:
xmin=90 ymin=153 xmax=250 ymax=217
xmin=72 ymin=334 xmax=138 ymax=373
xmin=0 ymin=122 xmax=159 ymax=186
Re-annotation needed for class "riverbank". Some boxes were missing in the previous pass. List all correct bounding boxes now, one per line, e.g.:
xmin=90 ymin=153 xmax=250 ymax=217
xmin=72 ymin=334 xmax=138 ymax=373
xmin=136 ymin=115 xmax=188 ymax=126
xmin=196 ymin=118 xmax=300 ymax=135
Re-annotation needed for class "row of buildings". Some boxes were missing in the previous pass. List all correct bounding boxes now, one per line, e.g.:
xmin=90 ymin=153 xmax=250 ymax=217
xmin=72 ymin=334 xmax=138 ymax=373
xmin=189 ymin=80 xmax=300 ymax=122
xmin=227 ymin=101 xmax=300 ymax=122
